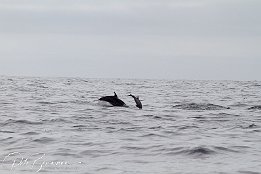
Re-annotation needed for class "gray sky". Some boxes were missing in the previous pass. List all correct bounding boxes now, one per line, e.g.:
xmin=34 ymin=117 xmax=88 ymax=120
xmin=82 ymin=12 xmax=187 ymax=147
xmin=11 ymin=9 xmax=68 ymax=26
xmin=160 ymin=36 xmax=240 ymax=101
xmin=0 ymin=0 xmax=260 ymax=80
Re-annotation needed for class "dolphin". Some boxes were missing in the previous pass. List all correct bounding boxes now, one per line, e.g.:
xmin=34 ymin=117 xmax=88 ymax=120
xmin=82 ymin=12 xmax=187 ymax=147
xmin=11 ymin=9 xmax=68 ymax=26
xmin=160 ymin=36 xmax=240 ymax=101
xmin=129 ymin=94 xmax=142 ymax=109
xmin=99 ymin=92 xmax=126 ymax=107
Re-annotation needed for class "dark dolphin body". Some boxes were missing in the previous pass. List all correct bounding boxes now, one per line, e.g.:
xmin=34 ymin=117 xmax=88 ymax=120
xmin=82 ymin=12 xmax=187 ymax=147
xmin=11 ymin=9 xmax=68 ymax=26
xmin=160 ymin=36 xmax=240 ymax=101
xmin=129 ymin=94 xmax=142 ymax=109
xmin=99 ymin=92 xmax=126 ymax=107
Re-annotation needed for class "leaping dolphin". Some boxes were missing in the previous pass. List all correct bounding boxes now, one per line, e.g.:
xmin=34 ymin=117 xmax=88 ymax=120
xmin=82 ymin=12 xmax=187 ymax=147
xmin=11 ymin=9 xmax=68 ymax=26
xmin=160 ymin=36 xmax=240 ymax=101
xmin=99 ymin=92 xmax=126 ymax=107
xmin=129 ymin=94 xmax=142 ymax=109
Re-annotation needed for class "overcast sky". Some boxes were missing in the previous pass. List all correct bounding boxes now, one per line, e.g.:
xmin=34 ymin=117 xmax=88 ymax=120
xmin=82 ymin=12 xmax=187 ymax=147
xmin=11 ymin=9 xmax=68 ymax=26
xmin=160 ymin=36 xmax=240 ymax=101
xmin=0 ymin=0 xmax=260 ymax=80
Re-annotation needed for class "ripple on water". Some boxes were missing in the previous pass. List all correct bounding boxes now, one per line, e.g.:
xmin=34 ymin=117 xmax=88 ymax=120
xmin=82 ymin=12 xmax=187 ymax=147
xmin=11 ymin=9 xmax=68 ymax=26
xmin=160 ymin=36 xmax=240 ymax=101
xmin=37 ymin=101 xmax=57 ymax=105
xmin=185 ymin=146 xmax=216 ymax=156
xmin=248 ymin=105 xmax=261 ymax=110
xmin=0 ymin=130 xmax=15 ymax=133
xmin=79 ymin=149 xmax=111 ymax=158
xmin=238 ymin=171 xmax=261 ymax=174
xmin=168 ymin=146 xmax=217 ymax=157
xmin=1 ymin=119 xmax=43 ymax=126
xmin=42 ymin=118 xmax=73 ymax=124
xmin=33 ymin=137 xmax=56 ymax=144
xmin=0 ymin=137 xmax=13 ymax=142
xmin=21 ymin=131 xmax=40 ymax=135
xmin=139 ymin=133 xmax=167 ymax=138
xmin=162 ymin=145 xmax=240 ymax=158
xmin=173 ymin=103 xmax=230 ymax=110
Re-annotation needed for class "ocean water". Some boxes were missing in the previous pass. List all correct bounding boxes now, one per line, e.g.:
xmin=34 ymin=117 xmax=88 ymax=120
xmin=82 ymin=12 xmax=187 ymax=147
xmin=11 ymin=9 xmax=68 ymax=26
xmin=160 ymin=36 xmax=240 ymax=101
xmin=0 ymin=76 xmax=261 ymax=174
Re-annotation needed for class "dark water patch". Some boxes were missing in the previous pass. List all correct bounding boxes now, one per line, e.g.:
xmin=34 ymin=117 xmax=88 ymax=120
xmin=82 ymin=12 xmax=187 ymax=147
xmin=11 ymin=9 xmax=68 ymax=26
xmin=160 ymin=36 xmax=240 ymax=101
xmin=247 ymin=123 xmax=258 ymax=128
xmin=50 ymin=112 xmax=59 ymax=115
xmin=153 ymin=116 xmax=162 ymax=119
xmin=181 ymin=146 xmax=217 ymax=157
xmin=21 ymin=131 xmax=39 ymax=135
xmin=238 ymin=171 xmax=261 ymax=174
xmin=71 ymin=125 xmax=88 ymax=132
xmin=37 ymin=101 xmax=57 ymax=105
xmin=105 ymin=126 xmax=117 ymax=130
xmin=121 ymin=146 xmax=149 ymax=151
xmin=139 ymin=133 xmax=167 ymax=138
xmin=0 ymin=102 xmax=13 ymax=105
xmin=0 ymin=137 xmax=13 ymax=141
xmin=57 ymin=101 xmax=70 ymax=104
xmin=178 ymin=125 xmax=199 ymax=130
xmin=211 ymin=112 xmax=240 ymax=117
xmin=143 ymin=114 xmax=154 ymax=118
xmin=238 ymin=124 xmax=259 ymax=129
xmin=229 ymin=103 xmax=249 ymax=108
xmin=173 ymin=103 xmax=230 ymax=110
xmin=248 ymin=105 xmax=261 ymax=110
xmin=162 ymin=146 xmax=218 ymax=157
xmin=148 ymin=126 xmax=162 ymax=130
xmin=0 ymin=130 xmax=15 ymax=133
xmin=213 ymin=146 xmax=239 ymax=153
xmin=192 ymin=116 xmax=204 ymax=119
xmin=72 ymin=125 xmax=86 ymax=128
xmin=1 ymin=119 xmax=43 ymax=126
xmin=118 ymin=126 xmax=144 ymax=132
xmin=33 ymin=137 xmax=55 ymax=144
xmin=250 ymin=129 xmax=261 ymax=133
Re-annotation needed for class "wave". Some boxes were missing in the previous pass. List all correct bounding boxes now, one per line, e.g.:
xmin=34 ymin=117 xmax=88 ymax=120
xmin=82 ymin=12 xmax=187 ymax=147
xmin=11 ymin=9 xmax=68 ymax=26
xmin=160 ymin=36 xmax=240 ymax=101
xmin=37 ymin=101 xmax=57 ymax=105
xmin=53 ymin=152 xmax=81 ymax=158
xmin=21 ymin=131 xmax=40 ymax=135
xmin=163 ymin=146 xmax=216 ymax=157
xmin=79 ymin=149 xmax=111 ymax=157
xmin=186 ymin=146 xmax=216 ymax=156
xmin=0 ymin=130 xmax=15 ymax=133
xmin=33 ymin=137 xmax=55 ymax=144
xmin=1 ymin=119 xmax=43 ymax=126
xmin=42 ymin=118 xmax=73 ymax=124
xmin=164 ymin=145 xmax=239 ymax=157
xmin=173 ymin=103 xmax=230 ymax=110
xmin=238 ymin=170 xmax=261 ymax=174
xmin=139 ymin=133 xmax=167 ymax=138
xmin=248 ymin=105 xmax=261 ymax=110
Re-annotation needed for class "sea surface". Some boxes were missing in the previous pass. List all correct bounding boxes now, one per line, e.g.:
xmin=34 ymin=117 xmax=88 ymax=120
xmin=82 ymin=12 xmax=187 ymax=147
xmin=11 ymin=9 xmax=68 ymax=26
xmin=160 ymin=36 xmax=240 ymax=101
xmin=0 ymin=76 xmax=261 ymax=174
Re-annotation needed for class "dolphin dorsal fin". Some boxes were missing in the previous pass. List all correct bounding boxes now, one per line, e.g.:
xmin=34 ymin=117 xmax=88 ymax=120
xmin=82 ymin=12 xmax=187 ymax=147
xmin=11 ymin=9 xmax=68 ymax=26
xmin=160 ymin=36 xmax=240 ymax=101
xmin=114 ymin=92 xmax=118 ymax=98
